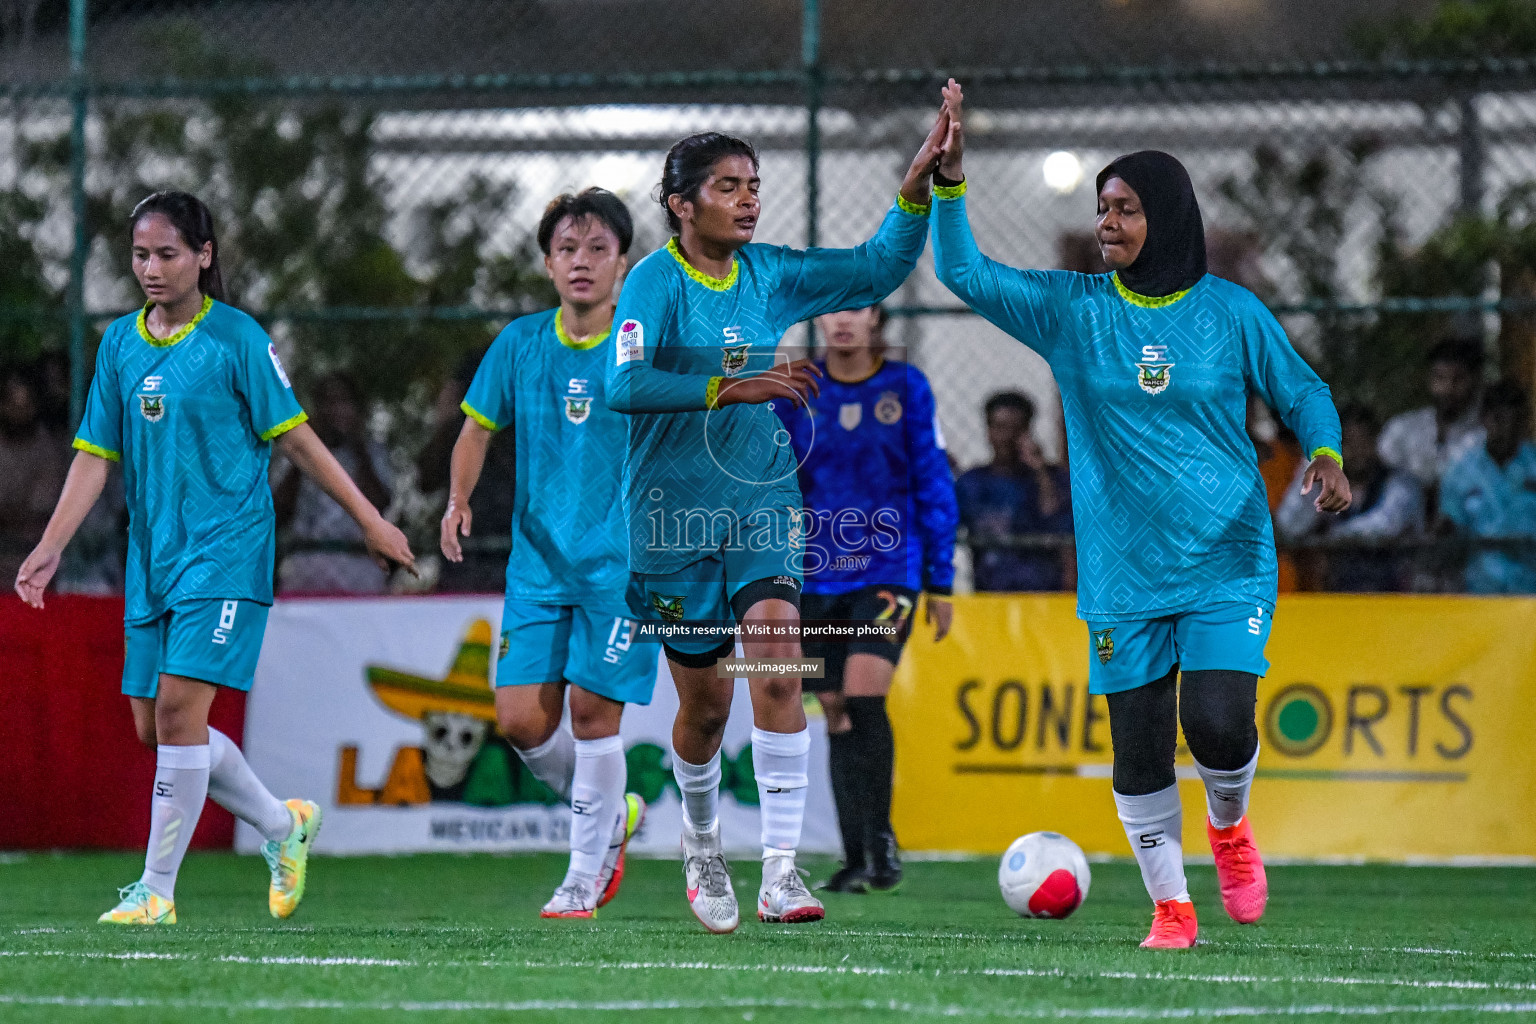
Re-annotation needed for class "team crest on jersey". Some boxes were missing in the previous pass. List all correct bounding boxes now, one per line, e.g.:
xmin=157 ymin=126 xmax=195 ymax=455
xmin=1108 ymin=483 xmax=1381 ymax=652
xmin=720 ymin=344 xmax=750 ymax=376
xmin=839 ymin=402 xmax=862 ymax=431
xmin=650 ymin=593 xmax=686 ymax=623
xmin=565 ymin=397 xmax=591 ymax=424
xmin=1092 ymin=628 xmax=1115 ymax=665
xmin=138 ymin=394 xmax=166 ymax=422
xmin=874 ymin=390 xmax=903 ymax=424
xmin=1135 ymin=344 xmax=1174 ymax=395
xmin=498 ymin=631 xmax=510 ymax=660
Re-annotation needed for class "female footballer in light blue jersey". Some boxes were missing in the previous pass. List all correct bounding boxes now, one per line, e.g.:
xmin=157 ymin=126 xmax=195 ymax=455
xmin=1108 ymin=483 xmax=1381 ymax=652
xmin=15 ymin=192 xmax=416 ymax=925
xmin=603 ymin=120 xmax=949 ymax=932
xmin=929 ymin=82 xmax=1350 ymax=949
xmin=441 ymin=188 xmax=656 ymax=920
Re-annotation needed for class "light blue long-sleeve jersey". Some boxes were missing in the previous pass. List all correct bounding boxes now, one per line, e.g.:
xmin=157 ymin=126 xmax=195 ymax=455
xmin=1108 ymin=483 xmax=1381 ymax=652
xmin=932 ymin=187 xmax=1342 ymax=621
xmin=604 ymin=199 xmax=930 ymax=575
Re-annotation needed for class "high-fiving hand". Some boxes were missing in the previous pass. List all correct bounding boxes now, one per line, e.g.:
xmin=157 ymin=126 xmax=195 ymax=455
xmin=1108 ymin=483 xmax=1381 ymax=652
xmin=937 ymin=79 xmax=965 ymax=183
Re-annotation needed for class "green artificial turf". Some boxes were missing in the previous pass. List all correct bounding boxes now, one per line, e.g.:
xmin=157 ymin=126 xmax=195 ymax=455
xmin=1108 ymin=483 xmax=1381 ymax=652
xmin=0 ymin=852 xmax=1532 ymax=1022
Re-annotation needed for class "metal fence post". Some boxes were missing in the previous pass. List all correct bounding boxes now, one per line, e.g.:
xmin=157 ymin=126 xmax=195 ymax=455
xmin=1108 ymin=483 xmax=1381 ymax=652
xmin=67 ymin=0 xmax=89 ymax=429
xmin=801 ymin=0 xmax=821 ymax=353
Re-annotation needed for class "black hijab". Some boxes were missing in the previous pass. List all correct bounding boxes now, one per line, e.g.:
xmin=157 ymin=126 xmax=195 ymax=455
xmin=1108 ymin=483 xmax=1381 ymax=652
xmin=1095 ymin=150 xmax=1206 ymax=298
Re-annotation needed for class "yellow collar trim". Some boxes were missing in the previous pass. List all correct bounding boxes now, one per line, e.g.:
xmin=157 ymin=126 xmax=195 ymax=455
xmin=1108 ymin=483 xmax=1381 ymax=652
xmin=138 ymin=295 xmax=214 ymax=347
xmin=554 ymin=308 xmax=611 ymax=350
xmin=667 ymin=238 xmax=738 ymax=292
xmin=1113 ymin=273 xmax=1192 ymax=309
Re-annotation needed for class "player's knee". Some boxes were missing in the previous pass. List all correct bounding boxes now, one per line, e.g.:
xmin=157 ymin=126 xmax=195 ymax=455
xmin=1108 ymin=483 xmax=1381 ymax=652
xmin=497 ymin=710 xmax=556 ymax=751
xmin=567 ymin=689 xmax=622 ymax=739
xmin=755 ymin=674 xmax=802 ymax=707
xmin=134 ymin=720 xmax=157 ymax=748
xmin=677 ymin=699 xmax=731 ymax=743
xmin=1179 ymin=670 xmax=1259 ymax=770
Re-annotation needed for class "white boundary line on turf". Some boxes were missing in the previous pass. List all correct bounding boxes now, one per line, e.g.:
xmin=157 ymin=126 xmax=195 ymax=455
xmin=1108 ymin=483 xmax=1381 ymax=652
xmin=2 ymin=993 xmax=1536 ymax=1017
xmin=13 ymin=924 xmax=1534 ymax=960
xmin=5 ymin=949 xmax=1536 ymax=995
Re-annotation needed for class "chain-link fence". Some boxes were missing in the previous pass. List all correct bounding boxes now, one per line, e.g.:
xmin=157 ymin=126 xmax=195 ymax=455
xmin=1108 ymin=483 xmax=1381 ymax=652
xmin=5 ymin=0 xmax=1536 ymax=593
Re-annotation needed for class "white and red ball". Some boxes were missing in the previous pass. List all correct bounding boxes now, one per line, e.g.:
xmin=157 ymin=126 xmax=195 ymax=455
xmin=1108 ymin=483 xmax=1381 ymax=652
xmin=998 ymin=831 xmax=1091 ymax=919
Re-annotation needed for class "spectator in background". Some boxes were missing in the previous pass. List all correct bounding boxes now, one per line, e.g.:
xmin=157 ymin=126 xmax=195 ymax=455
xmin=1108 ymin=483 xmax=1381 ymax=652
xmin=1276 ymin=403 xmax=1422 ymax=592
xmin=1379 ymin=338 xmax=1485 ymax=495
xmin=273 ymin=372 xmax=395 ymax=594
xmin=416 ymin=350 xmax=516 ymax=592
xmin=1440 ymin=379 xmax=1536 ymax=594
xmin=0 ymin=365 xmax=69 ymax=588
xmin=955 ymin=391 xmax=1074 ymax=591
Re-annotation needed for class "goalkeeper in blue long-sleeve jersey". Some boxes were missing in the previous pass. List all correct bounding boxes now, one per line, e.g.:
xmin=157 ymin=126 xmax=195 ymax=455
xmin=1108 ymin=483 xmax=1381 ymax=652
xmin=604 ymin=123 xmax=947 ymax=933
xmin=776 ymin=306 xmax=958 ymax=895
xmin=929 ymin=82 xmax=1350 ymax=950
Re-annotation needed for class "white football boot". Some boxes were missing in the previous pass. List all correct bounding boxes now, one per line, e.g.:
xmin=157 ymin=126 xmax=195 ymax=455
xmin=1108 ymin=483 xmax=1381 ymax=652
xmin=757 ymin=854 xmax=825 ymax=924
xmin=682 ymin=824 xmax=739 ymax=934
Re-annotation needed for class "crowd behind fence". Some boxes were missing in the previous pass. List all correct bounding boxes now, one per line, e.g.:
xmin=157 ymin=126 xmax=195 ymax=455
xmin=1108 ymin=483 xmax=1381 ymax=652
xmin=5 ymin=1 xmax=1536 ymax=596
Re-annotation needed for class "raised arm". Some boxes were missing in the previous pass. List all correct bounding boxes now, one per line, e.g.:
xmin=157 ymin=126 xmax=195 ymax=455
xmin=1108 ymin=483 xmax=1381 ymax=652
xmin=772 ymin=110 xmax=949 ymax=325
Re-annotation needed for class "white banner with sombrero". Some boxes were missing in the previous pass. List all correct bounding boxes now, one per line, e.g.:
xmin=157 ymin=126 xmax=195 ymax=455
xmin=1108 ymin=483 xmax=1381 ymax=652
xmin=235 ymin=597 xmax=841 ymax=856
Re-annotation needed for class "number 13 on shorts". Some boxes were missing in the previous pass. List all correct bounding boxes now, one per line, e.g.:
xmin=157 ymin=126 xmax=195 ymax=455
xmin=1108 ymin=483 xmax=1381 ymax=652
xmin=604 ymin=616 xmax=635 ymax=664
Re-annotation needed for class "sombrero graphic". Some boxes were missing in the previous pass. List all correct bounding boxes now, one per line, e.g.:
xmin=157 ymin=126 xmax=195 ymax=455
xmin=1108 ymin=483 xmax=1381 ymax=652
xmin=366 ymin=618 xmax=497 ymax=723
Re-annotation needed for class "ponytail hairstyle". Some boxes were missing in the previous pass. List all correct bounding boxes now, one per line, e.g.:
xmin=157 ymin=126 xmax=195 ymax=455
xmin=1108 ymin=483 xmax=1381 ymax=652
xmin=656 ymin=132 xmax=758 ymax=234
xmin=129 ymin=191 xmax=226 ymax=302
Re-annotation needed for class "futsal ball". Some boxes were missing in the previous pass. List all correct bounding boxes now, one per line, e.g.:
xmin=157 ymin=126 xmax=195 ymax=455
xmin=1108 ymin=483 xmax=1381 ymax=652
xmin=998 ymin=831 xmax=1091 ymax=919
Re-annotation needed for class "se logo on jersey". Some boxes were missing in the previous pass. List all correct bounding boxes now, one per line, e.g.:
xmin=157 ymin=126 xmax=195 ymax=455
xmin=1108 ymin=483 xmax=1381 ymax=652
xmin=1136 ymin=344 xmax=1174 ymax=395
xmin=564 ymin=378 xmax=591 ymax=424
xmin=720 ymin=326 xmax=749 ymax=376
xmin=616 ymin=319 xmax=643 ymax=365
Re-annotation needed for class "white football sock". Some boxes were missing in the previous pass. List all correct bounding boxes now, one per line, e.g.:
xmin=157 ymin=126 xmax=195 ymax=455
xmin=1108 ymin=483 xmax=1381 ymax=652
xmin=752 ymin=727 xmax=810 ymax=861
xmin=141 ymin=744 xmax=211 ymax=901
xmin=1114 ymin=784 xmax=1189 ymax=904
xmin=566 ymin=735 xmax=626 ymax=886
xmin=514 ymin=726 xmax=575 ymax=805
xmin=207 ymin=727 xmax=292 ymax=842
xmin=672 ymin=748 xmax=722 ymax=834
xmin=1194 ymin=747 xmax=1259 ymax=829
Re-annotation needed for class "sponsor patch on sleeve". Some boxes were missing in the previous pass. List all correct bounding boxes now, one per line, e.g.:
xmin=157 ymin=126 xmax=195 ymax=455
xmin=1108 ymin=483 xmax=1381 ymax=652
xmin=268 ymin=342 xmax=293 ymax=389
xmin=616 ymin=319 xmax=644 ymax=366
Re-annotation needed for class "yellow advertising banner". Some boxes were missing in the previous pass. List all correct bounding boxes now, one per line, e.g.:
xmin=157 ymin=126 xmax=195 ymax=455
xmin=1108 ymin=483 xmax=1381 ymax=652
xmin=890 ymin=594 xmax=1536 ymax=861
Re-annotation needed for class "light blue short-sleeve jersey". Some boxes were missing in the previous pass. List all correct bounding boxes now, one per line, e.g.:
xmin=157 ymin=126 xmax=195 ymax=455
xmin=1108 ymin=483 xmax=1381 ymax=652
xmin=74 ymin=297 xmax=307 ymax=625
xmin=932 ymin=186 xmax=1343 ymax=621
xmin=461 ymin=308 xmax=629 ymax=603
xmin=603 ymin=199 xmax=931 ymax=575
